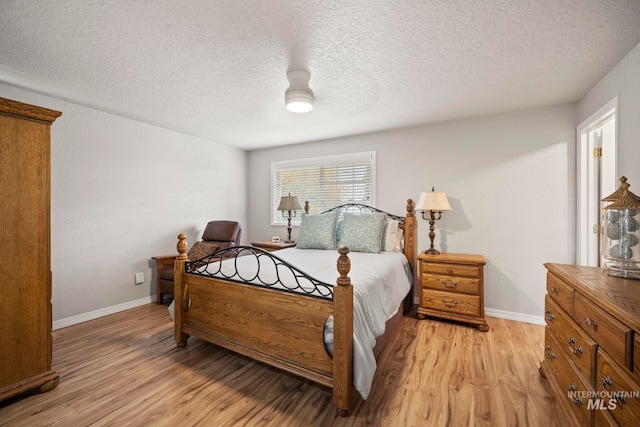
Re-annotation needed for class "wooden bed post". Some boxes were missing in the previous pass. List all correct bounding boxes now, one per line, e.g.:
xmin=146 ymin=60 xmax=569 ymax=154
xmin=174 ymin=234 xmax=189 ymax=347
xmin=333 ymin=246 xmax=354 ymax=416
xmin=404 ymin=198 xmax=417 ymax=312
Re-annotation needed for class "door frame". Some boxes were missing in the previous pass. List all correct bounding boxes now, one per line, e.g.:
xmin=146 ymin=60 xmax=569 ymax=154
xmin=576 ymin=96 xmax=618 ymax=266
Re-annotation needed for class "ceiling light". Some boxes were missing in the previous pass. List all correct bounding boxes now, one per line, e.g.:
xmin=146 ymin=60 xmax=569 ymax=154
xmin=285 ymin=71 xmax=313 ymax=113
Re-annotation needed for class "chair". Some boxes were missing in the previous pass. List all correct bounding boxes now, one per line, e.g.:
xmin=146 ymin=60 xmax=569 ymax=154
xmin=153 ymin=220 xmax=242 ymax=304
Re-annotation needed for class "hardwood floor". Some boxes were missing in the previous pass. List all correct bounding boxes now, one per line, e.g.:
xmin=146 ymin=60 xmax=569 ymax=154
xmin=0 ymin=304 xmax=563 ymax=426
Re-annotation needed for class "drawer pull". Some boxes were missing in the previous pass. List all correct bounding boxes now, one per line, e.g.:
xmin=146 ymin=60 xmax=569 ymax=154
xmin=572 ymin=346 xmax=583 ymax=355
xmin=567 ymin=337 xmax=575 ymax=346
xmin=567 ymin=385 xmax=584 ymax=405
xmin=584 ymin=317 xmax=597 ymax=329
xmin=446 ymin=268 xmax=453 ymax=274
xmin=547 ymin=352 xmax=556 ymax=359
xmin=613 ymin=392 xmax=627 ymax=404
xmin=545 ymin=310 xmax=555 ymax=322
xmin=441 ymin=298 xmax=458 ymax=307
xmin=544 ymin=345 xmax=551 ymax=352
xmin=549 ymin=286 xmax=558 ymax=294
xmin=602 ymin=376 xmax=612 ymax=390
xmin=440 ymin=280 xmax=458 ymax=288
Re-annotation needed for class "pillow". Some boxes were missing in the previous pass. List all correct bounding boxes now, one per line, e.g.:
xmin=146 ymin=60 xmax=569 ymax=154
xmin=395 ymin=226 xmax=404 ymax=251
xmin=338 ymin=213 xmax=386 ymax=253
xmin=187 ymin=241 xmax=219 ymax=261
xmin=335 ymin=218 xmax=345 ymax=245
xmin=297 ymin=212 xmax=338 ymax=249
xmin=382 ymin=220 xmax=400 ymax=251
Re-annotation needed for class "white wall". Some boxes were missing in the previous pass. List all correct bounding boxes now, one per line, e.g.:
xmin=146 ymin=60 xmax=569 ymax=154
xmin=578 ymin=42 xmax=640 ymax=188
xmin=0 ymin=83 xmax=247 ymax=324
xmin=248 ymin=104 xmax=576 ymax=321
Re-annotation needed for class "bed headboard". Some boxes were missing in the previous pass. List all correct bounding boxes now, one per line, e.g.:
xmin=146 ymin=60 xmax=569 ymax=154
xmin=304 ymin=200 xmax=416 ymax=300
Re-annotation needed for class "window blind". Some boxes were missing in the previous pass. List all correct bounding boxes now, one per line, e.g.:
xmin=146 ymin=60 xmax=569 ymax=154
xmin=271 ymin=151 xmax=376 ymax=225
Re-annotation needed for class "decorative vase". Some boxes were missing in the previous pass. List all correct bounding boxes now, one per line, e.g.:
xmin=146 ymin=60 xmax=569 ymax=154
xmin=601 ymin=177 xmax=640 ymax=280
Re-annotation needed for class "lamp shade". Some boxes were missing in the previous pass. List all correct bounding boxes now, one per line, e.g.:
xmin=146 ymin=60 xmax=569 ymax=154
xmin=277 ymin=195 xmax=302 ymax=211
xmin=415 ymin=191 xmax=452 ymax=212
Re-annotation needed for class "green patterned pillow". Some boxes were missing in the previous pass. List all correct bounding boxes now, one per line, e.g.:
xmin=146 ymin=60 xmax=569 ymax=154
xmin=338 ymin=213 xmax=386 ymax=253
xmin=297 ymin=212 xmax=338 ymax=249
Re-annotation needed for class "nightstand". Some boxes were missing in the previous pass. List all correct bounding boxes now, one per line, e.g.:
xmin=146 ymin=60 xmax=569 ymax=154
xmin=251 ymin=241 xmax=297 ymax=252
xmin=416 ymin=252 xmax=489 ymax=331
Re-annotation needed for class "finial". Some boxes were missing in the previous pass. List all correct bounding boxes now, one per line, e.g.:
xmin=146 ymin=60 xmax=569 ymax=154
xmin=177 ymin=234 xmax=188 ymax=260
xmin=337 ymin=246 xmax=351 ymax=286
xmin=406 ymin=198 xmax=415 ymax=215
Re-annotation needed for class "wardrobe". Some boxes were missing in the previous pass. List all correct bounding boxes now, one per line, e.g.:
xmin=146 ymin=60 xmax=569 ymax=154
xmin=0 ymin=97 xmax=61 ymax=401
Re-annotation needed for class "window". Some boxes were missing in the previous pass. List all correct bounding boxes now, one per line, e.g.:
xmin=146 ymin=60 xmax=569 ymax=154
xmin=271 ymin=151 xmax=376 ymax=225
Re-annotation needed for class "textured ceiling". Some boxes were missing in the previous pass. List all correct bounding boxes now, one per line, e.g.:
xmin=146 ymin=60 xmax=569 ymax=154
xmin=2 ymin=1 xmax=640 ymax=150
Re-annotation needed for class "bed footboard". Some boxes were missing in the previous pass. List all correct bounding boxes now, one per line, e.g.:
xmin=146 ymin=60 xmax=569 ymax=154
xmin=173 ymin=236 xmax=355 ymax=415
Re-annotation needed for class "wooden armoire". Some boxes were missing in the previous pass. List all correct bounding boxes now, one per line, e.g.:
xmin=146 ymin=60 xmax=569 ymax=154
xmin=0 ymin=97 xmax=62 ymax=401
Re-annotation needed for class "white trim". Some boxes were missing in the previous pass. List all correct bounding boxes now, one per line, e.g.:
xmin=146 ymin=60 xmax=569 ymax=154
xmin=576 ymin=96 xmax=618 ymax=266
xmin=52 ymin=295 xmax=157 ymax=330
xmin=485 ymin=308 xmax=545 ymax=326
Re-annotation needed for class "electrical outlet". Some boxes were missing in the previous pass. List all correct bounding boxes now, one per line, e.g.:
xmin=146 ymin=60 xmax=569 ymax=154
xmin=135 ymin=272 xmax=144 ymax=285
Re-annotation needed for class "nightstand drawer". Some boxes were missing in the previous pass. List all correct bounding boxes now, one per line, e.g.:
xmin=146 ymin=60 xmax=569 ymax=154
xmin=545 ymin=296 xmax=597 ymax=383
xmin=422 ymin=262 xmax=480 ymax=278
xmin=421 ymin=273 xmax=480 ymax=295
xmin=421 ymin=289 xmax=480 ymax=317
xmin=597 ymin=349 xmax=640 ymax=427
xmin=547 ymin=272 xmax=574 ymax=316
xmin=574 ymin=292 xmax=632 ymax=370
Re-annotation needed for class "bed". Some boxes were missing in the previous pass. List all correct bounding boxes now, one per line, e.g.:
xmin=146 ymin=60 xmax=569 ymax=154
xmin=172 ymin=200 xmax=416 ymax=416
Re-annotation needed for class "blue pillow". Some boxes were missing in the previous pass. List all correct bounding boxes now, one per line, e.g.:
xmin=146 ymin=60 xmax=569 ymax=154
xmin=338 ymin=213 xmax=386 ymax=253
xmin=297 ymin=212 xmax=338 ymax=249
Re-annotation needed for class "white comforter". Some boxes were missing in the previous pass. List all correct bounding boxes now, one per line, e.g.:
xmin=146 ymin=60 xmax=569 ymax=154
xmin=172 ymin=247 xmax=413 ymax=399
xmin=276 ymin=248 xmax=412 ymax=399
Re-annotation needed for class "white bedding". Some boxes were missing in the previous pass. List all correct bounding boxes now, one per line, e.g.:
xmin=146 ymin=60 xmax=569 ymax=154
xmin=173 ymin=247 xmax=413 ymax=399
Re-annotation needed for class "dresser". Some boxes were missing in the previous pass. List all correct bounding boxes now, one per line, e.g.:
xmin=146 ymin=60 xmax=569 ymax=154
xmin=416 ymin=253 xmax=489 ymax=331
xmin=0 ymin=97 xmax=61 ymax=401
xmin=540 ymin=263 xmax=640 ymax=426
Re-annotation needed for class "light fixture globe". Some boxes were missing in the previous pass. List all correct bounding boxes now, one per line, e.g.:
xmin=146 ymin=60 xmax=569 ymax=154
xmin=285 ymin=71 xmax=314 ymax=113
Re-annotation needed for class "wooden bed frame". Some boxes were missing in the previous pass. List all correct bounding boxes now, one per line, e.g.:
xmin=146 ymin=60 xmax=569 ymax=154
xmin=172 ymin=200 xmax=416 ymax=416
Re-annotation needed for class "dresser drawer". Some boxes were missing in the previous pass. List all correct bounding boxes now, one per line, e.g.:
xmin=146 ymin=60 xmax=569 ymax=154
xmin=421 ymin=273 xmax=480 ymax=295
xmin=595 ymin=408 xmax=621 ymax=427
xmin=547 ymin=272 xmax=574 ymax=316
xmin=574 ymin=292 xmax=633 ymax=370
xmin=421 ymin=262 xmax=480 ymax=278
xmin=421 ymin=289 xmax=480 ymax=317
xmin=545 ymin=296 xmax=597 ymax=384
xmin=544 ymin=329 xmax=594 ymax=427
xmin=597 ymin=349 xmax=640 ymax=427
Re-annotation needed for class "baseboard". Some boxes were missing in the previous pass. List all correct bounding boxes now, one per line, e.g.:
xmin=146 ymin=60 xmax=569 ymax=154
xmin=52 ymin=295 xmax=156 ymax=330
xmin=485 ymin=308 xmax=545 ymax=325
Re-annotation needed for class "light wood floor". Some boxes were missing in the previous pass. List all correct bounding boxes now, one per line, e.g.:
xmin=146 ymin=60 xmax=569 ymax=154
xmin=0 ymin=303 xmax=564 ymax=427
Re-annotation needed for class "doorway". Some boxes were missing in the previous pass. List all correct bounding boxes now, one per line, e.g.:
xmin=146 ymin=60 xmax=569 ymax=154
xmin=576 ymin=97 xmax=618 ymax=266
